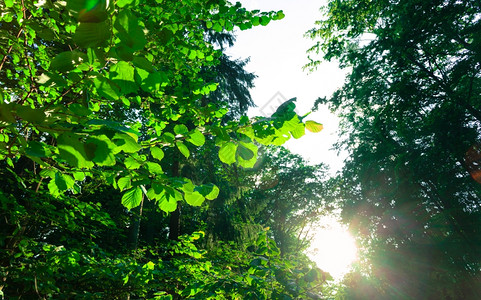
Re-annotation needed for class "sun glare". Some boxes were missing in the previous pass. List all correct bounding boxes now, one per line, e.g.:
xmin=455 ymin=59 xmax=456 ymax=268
xmin=307 ymin=217 xmax=358 ymax=280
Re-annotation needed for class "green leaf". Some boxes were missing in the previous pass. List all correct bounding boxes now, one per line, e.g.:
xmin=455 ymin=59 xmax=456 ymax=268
xmin=290 ymin=124 xmax=305 ymax=139
xmin=67 ymin=0 xmax=109 ymax=22
xmin=219 ymin=142 xmax=237 ymax=164
xmin=236 ymin=142 xmax=258 ymax=168
xmin=121 ymin=187 xmax=143 ymax=210
xmin=16 ymin=105 xmax=46 ymax=124
xmin=118 ymin=176 xmax=132 ymax=191
xmin=74 ymin=21 xmax=111 ymax=48
xmin=26 ymin=141 xmax=47 ymax=157
xmin=187 ymin=130 xmax=205 ymax=146
xmin=132 ymin=56 xmax=155 ymax=72
xmin=84 ymin=135 xmax=116 ymax=166
xmin=305 ymin=120 xmax=323 ymax=133
xmin=50 ymin=51 xmax=88 ymax=72
xmin=124 ymin=156 xmax=141 ymax=169
xmin=151 ymin=147 xmax=164 ymax=161
xmin=117 ymin=0 xmax=134 ymax=8
xmin=110 ymin=61 xmax=138 ymax=94
xmin=40 ymin=169 xmax=55 ymax=179
xmin=146 ymin=162 xmax=163 ymax=174
xmin=158 ymin=197 xmax=177 ymax=212
xmin=114 ymin=10 xmax=147 ymax=51
xmin=113 ymin=133 xmax=141 ymax=153
xmin=73 ymin=171 xmax=86 ymax=181
xmin=174 ymin=124 xmax=189 ymax=135
xmin=93 ymin=76 xmax=121 ymax=100
xmin=195 ymin=184 xmax=219 ymax=200
xmin=237 ymin=142 xmax=254 ymax=160
xmin=48 ymin=173 xmax=75 ymax=197
xmin=141 ymin=71 xmax=168 ymax=92
xmin=176 ymin=141 xmax=190 ymax=158
xmin=260 ymin=16 xmax=270 ymax=26
xmin=57 ymin=133 xmax=94 ymax=169
xmin=184 ymin=191 xmax=205 ymax=206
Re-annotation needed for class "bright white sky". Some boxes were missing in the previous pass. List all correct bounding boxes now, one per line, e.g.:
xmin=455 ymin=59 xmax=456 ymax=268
xmin=226 ymin=0 xmax=348 ymax=174
xmin=226 ymin=0 xmax=357 ymax=279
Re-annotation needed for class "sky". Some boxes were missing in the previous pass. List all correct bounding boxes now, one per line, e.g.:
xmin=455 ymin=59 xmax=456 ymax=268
xmin=226 ymin=0 xmax=348 ymax=173
xmin=225 ymin=0 xmax=357 ymax=279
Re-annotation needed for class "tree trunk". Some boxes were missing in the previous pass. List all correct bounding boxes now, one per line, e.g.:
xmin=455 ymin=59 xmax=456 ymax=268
xmin=168 ymin=156 xmax=181 ymax=240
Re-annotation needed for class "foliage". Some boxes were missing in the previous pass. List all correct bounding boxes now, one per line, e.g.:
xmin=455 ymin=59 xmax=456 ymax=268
xmin=0 ymin=0 xmax=313 ymax=212
xmin=0 ymin=0 xmax=331 ymax=298
xmin=308 ymin=0 xmax=481 ymax=298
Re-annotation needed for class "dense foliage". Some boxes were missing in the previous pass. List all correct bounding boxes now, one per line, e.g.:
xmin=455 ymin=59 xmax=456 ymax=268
xmin=308 ymin=0 xmax=481 ymax=298
xmin=0 ymin=0 xmax=331 ymax=299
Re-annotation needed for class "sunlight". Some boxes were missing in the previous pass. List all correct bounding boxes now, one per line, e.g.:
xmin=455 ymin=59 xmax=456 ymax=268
xmin=307 ymin=216 xmax=358 ymax=280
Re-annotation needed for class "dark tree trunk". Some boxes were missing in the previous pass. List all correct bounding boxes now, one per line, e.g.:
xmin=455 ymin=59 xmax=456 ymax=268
xmin=168 ymin=156 xmax=181 ymax=240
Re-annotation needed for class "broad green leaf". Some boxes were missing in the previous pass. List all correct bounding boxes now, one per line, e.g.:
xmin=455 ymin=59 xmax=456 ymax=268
xmin=121 ymin=187 xmax=143 ymax=210
xmin=290 ymin=124 xmax=305 ymax=139
xmin=74 ymin=21 xmax=111 ymax=48
xmin=205 ymin=185 xmax=219 ymax=200
xmin=174 ymin=124 xmax=189 ymax=135
xmin=48 ymin=173 xmax=75 ymax=197
xmin=0 ymin=103 xmax=15 ymax=125
xmin=236 ymin=142 xmax=258 ymax=168
xmin=67 ymin=0 xmax=109 ymax=22
xmin=182 ymin=179 xmax=195 ymax=193
xmin=110 ymin=61 xmax=138 ymax=95
xmin=118 ymin=176 xmax=132 ymax=191
xmin=305 ymin=120 xmax=323 ymax=133
xmin=113 ymin=133 xmax=141 ymax=153
xmin=141 ymin=71 xmax=168 ymax=92
xmin=260 ymin=16 xmax=270 ymax=26
xmin=93 ymin=76 xmax=121 ymax=100
xmin=151 ymin=147 xmax=164 ymax=161
xmin=146 ymin=162 xmax=163 ymax=175
xmin=26 ymin=141 xmax=47 ymax=157
xmin=50 ymin=51 xmax=88 ymax=72
xmin=17 ymin=106 xmax=46 ymax=124
xmin=84 ymin=135 xmax=116 ymax=166
xmin=187 ymin=130 xmax=205 ymax=146
xmin=237 ymin=142 xmax=254 ymax=160
xmin=39 ymin=169 xmax=55 ymax=178
xmin=114 ymin=10 xmax=147 ymax=51
xmin=158 ymin=196 xmax=177 ymax=212
xmin=219 ymin=142 xmax=237 ymax=164
xmin=176 ymin=141 xmax=190 ymax=158
xmin=124 ymin=156 xmax=141 ymax=169
xmin=57 ymin=133 xmax=94 ymax=169
xmin=195 ymin=184 xmax=219 ymax=200
xmin=132 ymin=56 xmax=155 ymax=72
xmin=117 ymin=0 xmax=134 ymax=8
xmin=147 ymin=183 xmax=164 ymax=200
xmin=73 ymin=171 xmax=86 ymax=181
xmin=184 ymin=191 xmax=205 ymax=206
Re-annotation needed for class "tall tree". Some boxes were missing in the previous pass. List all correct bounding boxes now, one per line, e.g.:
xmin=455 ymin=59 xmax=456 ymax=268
xmin=0 ymin=0 xmax=329 ymax=298
xmin=308 ymin=0 xmax=481 ymax=298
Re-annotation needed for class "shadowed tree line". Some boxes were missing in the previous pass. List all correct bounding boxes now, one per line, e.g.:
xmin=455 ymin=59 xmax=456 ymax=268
xmin=307 ymin=0 xmax=481 ymax=298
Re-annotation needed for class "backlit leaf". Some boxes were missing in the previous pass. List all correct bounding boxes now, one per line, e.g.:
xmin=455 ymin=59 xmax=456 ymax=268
xmin=121 ymin=187 xmax=143 ymax=210
xmin=176 ymin=141 xmax=190 ymax=158
xmin=219 ymin=142 xmax=237 ymax=165
xmin=151 ymin=147 xmax=164 ymax=161
xmin=187 ymin=130 xmax=205 ymax=146
xmin=305 ymin=120 xmax=323 ymax=133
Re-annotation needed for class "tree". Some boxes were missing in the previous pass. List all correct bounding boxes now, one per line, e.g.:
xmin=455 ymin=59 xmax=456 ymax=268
xmin=0 ymin=0 xmax=329 ymax=298
xmin=308 ymin=0 xmax=481 ymax=298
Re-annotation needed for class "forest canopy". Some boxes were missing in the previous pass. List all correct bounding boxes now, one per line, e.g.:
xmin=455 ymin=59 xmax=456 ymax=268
xmin=0 ymin=0 xmax=328 ymax=299
xmin=2 ymin=0 xmax=481 ymax=299
xmin=307 ymin=0 xmax=481 ymax=298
